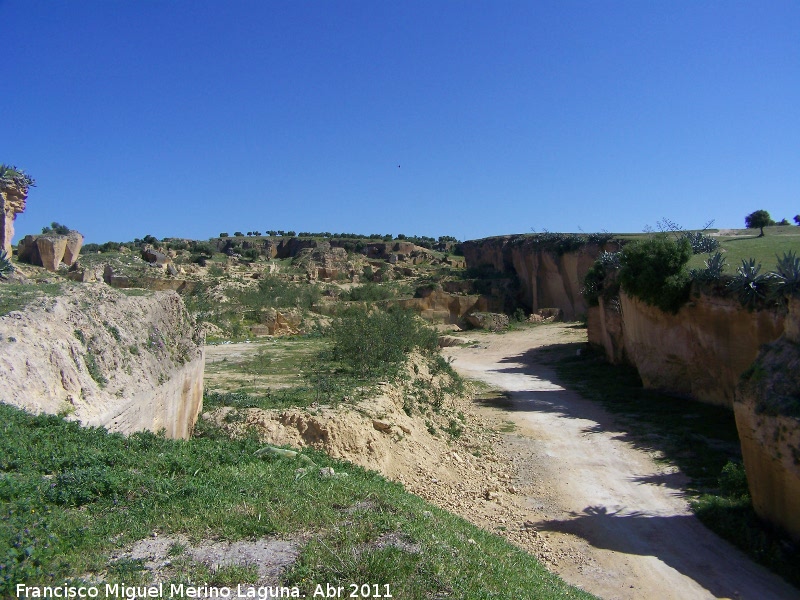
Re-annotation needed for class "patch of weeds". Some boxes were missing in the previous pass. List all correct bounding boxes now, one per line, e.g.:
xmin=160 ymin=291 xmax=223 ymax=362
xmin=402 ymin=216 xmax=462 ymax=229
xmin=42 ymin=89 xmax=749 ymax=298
xmin=83 ymin=353 xmax=107 ymax=387
xmin=444 ymin=419 xmax=463 ymax=439
xmin=73 ymin=329 xmax=86 ymax=344
xmin=103 ymin=321 xmax=122 ymax=342
xmin=166 ymin=542 xmax=187 ymax=557
xmin=0 ymin=283 xmax=62 ymax=316
xmin=208 ymin=563 xmax=260 ymax=586
xmin=128 ymin=344 xmax=140 ymax=356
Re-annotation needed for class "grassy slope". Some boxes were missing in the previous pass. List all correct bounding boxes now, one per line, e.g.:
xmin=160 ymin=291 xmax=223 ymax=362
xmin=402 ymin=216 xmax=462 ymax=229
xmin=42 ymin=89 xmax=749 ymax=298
xmin=0 ymin=403 xmax=594 ymax=599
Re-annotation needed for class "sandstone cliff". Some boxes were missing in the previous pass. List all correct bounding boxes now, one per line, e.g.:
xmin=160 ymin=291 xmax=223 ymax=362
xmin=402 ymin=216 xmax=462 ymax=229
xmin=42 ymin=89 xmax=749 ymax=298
xmin=461 ymin=237 xmax=608 ymax=320
xmin=735 ymin=297 xmax=800 ymax=540
xmin=0 ymin=182 xmax=27 ymax=256
xmin=588 ymin=290 xmax=785 ymax=407
xmin=0 ymin=283 xmax=205 ymax=438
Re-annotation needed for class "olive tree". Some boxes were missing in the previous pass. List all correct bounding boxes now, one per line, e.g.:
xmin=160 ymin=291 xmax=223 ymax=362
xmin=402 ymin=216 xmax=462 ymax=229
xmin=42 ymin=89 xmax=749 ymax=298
xmin=744 ymin=210 xmax=774 ymax=237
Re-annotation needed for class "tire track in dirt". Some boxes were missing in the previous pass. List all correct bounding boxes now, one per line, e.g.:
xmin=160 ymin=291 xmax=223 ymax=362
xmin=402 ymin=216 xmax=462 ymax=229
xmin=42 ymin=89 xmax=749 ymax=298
xmin=443 ymin=324 xmax=799 ymax=600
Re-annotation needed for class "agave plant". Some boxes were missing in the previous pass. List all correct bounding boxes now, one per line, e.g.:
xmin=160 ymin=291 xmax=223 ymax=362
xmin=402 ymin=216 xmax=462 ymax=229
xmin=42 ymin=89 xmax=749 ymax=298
xmin=771 ymin=250 xmax=800 ymax=297
xmin=728 ymin=258 xmax=773 ymax=306
xmin=0 ymin=249 xmax=14 ymax=280
xmin=691 ymin=251 xmax=727 ymax=282
xmin=0 ymin=164 xmax=35 ymax=190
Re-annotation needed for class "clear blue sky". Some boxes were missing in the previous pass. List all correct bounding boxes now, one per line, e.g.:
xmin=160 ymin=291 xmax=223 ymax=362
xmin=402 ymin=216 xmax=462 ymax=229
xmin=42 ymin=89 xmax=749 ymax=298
xmin=5 ymin=0 xmax=799 ymax=243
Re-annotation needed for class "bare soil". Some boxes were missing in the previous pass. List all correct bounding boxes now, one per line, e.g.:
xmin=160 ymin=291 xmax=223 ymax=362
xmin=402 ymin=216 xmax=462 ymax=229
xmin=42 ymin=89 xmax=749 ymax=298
xmin=203 ymin=326 xmax=799 ymax=599
xmin=442 ymin=324 xmax=800 ymax=600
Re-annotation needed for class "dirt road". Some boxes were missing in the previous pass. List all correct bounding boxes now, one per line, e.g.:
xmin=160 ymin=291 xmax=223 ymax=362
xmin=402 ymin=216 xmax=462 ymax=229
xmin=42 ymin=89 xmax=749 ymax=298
xmin=443 ymin=324 xmax=799 ymax=600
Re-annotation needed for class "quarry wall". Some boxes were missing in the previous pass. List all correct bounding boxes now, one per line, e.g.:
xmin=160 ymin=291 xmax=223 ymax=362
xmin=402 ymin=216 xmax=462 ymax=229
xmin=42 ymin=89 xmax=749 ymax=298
xmin=734 ymin=297 xmax=800 ymax=540
xmin=588 ymin=290 xmax=785 ymax=407
xmin=461 ymin=237 xmax=608 ymax=320
xmin=0 ymin=284 xmax=205 ymax=439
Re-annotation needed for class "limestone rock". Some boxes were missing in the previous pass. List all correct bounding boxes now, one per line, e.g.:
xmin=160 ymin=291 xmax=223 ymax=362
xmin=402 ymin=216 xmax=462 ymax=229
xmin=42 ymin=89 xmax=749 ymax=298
xmin=62 ymin=231 xmax=84 ymax=266
xmin=0 ymin=182 xmax=27 ymax=256
xmin=36 ymin=236 xmax=68 ymax=271
xmin=588 ymin=290 xmax=785 ymax=407
xmin=0 ymin=284 xmax=205 ymax=439
xmin=735 ymin=297 xmax=800 ymax=540
xmin=17 ymin=231 xmax=84 ymax=271
xmin=461 ymin=237 xmax=611 ymax=320
xmin=141 ymin=245 xmax=170 ymax=266
xmin=466 ymin=312 xmax=509 ymax=331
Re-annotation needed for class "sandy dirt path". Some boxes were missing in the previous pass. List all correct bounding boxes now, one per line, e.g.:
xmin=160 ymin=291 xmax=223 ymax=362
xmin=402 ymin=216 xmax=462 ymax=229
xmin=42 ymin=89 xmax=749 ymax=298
xmin=443 ymin=324 xmax=799 ymax=600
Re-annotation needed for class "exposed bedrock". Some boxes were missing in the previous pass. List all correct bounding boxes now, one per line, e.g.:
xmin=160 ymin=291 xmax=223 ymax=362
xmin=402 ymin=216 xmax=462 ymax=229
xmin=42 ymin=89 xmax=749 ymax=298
xmin=735 ymin=297 xmax=800 ymax=540
xmin=0 ymin=284 xmax=204 ymax=439
xmin=0 ymin=183 xmax=27 ymax=256
xmin=461 ymin=237 xmax=609 ymax=320
xmin=588 ymin=290 xmax=785 ymax=407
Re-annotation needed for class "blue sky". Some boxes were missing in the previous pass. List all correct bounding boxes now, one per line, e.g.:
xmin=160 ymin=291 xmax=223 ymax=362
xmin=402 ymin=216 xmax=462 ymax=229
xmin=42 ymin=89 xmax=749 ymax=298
xmin=5 ymin=1 xmax=799 ymax=243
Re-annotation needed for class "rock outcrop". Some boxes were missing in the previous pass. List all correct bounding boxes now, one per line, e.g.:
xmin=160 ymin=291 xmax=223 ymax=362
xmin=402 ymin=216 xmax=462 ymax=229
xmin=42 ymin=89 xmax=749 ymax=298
xmin=0 ymin=182 xmax=27 ymax=256
xmin=18 ymin=231 xmax=84 ymax=271
xmin=0 ymin=284 xmax=205 ymax=439
xmin=466 ymin=312 xmax=510 ymax=331
xmin=734 ymin=297 xmax=800 ymax=540
xmin=396 ymin=289 xmax=500 ymax=325
xmin=461 ymin=237 xmax=610 ymax=320
xmin=588 ymin=289 xmax=785 ymax=407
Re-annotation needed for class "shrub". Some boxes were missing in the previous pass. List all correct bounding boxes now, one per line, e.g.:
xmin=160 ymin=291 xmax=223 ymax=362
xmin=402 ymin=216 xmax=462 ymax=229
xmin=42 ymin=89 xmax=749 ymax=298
xmin=582 ymin=251 xmax=620 ymax=306
xmin=347 ymin=283 xmax=393 ymax=302
xmin=41 ymin=221 xmax=70 ymax=235
xmin=682 ymin=231 xmax=720 ymax=254
xmin=327 ymin=307 xmax=438 ymax=377
xmin=618 ymin=236 xmax=692 ymax=313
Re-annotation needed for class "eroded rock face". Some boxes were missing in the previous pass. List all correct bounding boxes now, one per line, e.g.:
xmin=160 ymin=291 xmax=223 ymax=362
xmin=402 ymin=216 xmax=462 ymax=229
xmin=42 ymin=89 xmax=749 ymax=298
xmin=0 ymin=284 xmax=205 ymax=439
xmin=461 ymin=237 xmax=608 ymax=320
xmin=17 ymin=231 xmax=84 ymax=271
xmin=0 ymin=183 xmax=27 ymax=256
xmin=36 ymin=236 xmax=69 ymax=271
xmin=588 ymin=290 xmax=785 ymax=407
xmin=735 ymin=297 xmax=800 ymax=540
xmin=396 ymin=290 xmax=498 ymax=325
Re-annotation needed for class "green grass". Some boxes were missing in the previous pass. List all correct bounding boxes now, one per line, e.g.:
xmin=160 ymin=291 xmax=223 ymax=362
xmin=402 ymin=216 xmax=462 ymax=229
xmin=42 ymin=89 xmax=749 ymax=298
xmin=0 ymin=403 xmax=594 ymax=599
xmin=685 ymin=227 xmax=800 ymax=274
xmin=552 ymin=346 xmax=800 ymax=588
xmin=0 ymin=283 xmax=63 ymax=316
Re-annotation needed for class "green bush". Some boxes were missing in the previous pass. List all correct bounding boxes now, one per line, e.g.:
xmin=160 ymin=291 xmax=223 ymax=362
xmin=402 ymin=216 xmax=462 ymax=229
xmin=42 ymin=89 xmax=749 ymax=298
xmin=347 ymin=283 xmax=393 ymax=302
xmin=41 ymin=222 xmax=70 ymax=235
xmin=327 ymin=307 xmax=438 ymax=376
xmin=618 ymin=235 xmax=692 ymax=313
xmin=582 ymin=251 xmax=620 ymax=306
xmin=235 ymin=275 xmax=322 ymax=312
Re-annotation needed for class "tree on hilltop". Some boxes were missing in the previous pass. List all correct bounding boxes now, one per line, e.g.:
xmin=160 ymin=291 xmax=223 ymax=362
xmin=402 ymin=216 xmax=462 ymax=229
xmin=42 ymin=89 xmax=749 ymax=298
xmin=794 ymin=215 xmax=800 ymax=226
xmin=744 ymin=210 xmax=774 ymax=237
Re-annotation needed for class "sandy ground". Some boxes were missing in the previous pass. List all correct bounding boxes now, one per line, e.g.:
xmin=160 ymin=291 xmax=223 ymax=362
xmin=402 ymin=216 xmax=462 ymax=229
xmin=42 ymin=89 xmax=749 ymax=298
xmin=443 ymin=324 xmax=800 ymax=600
